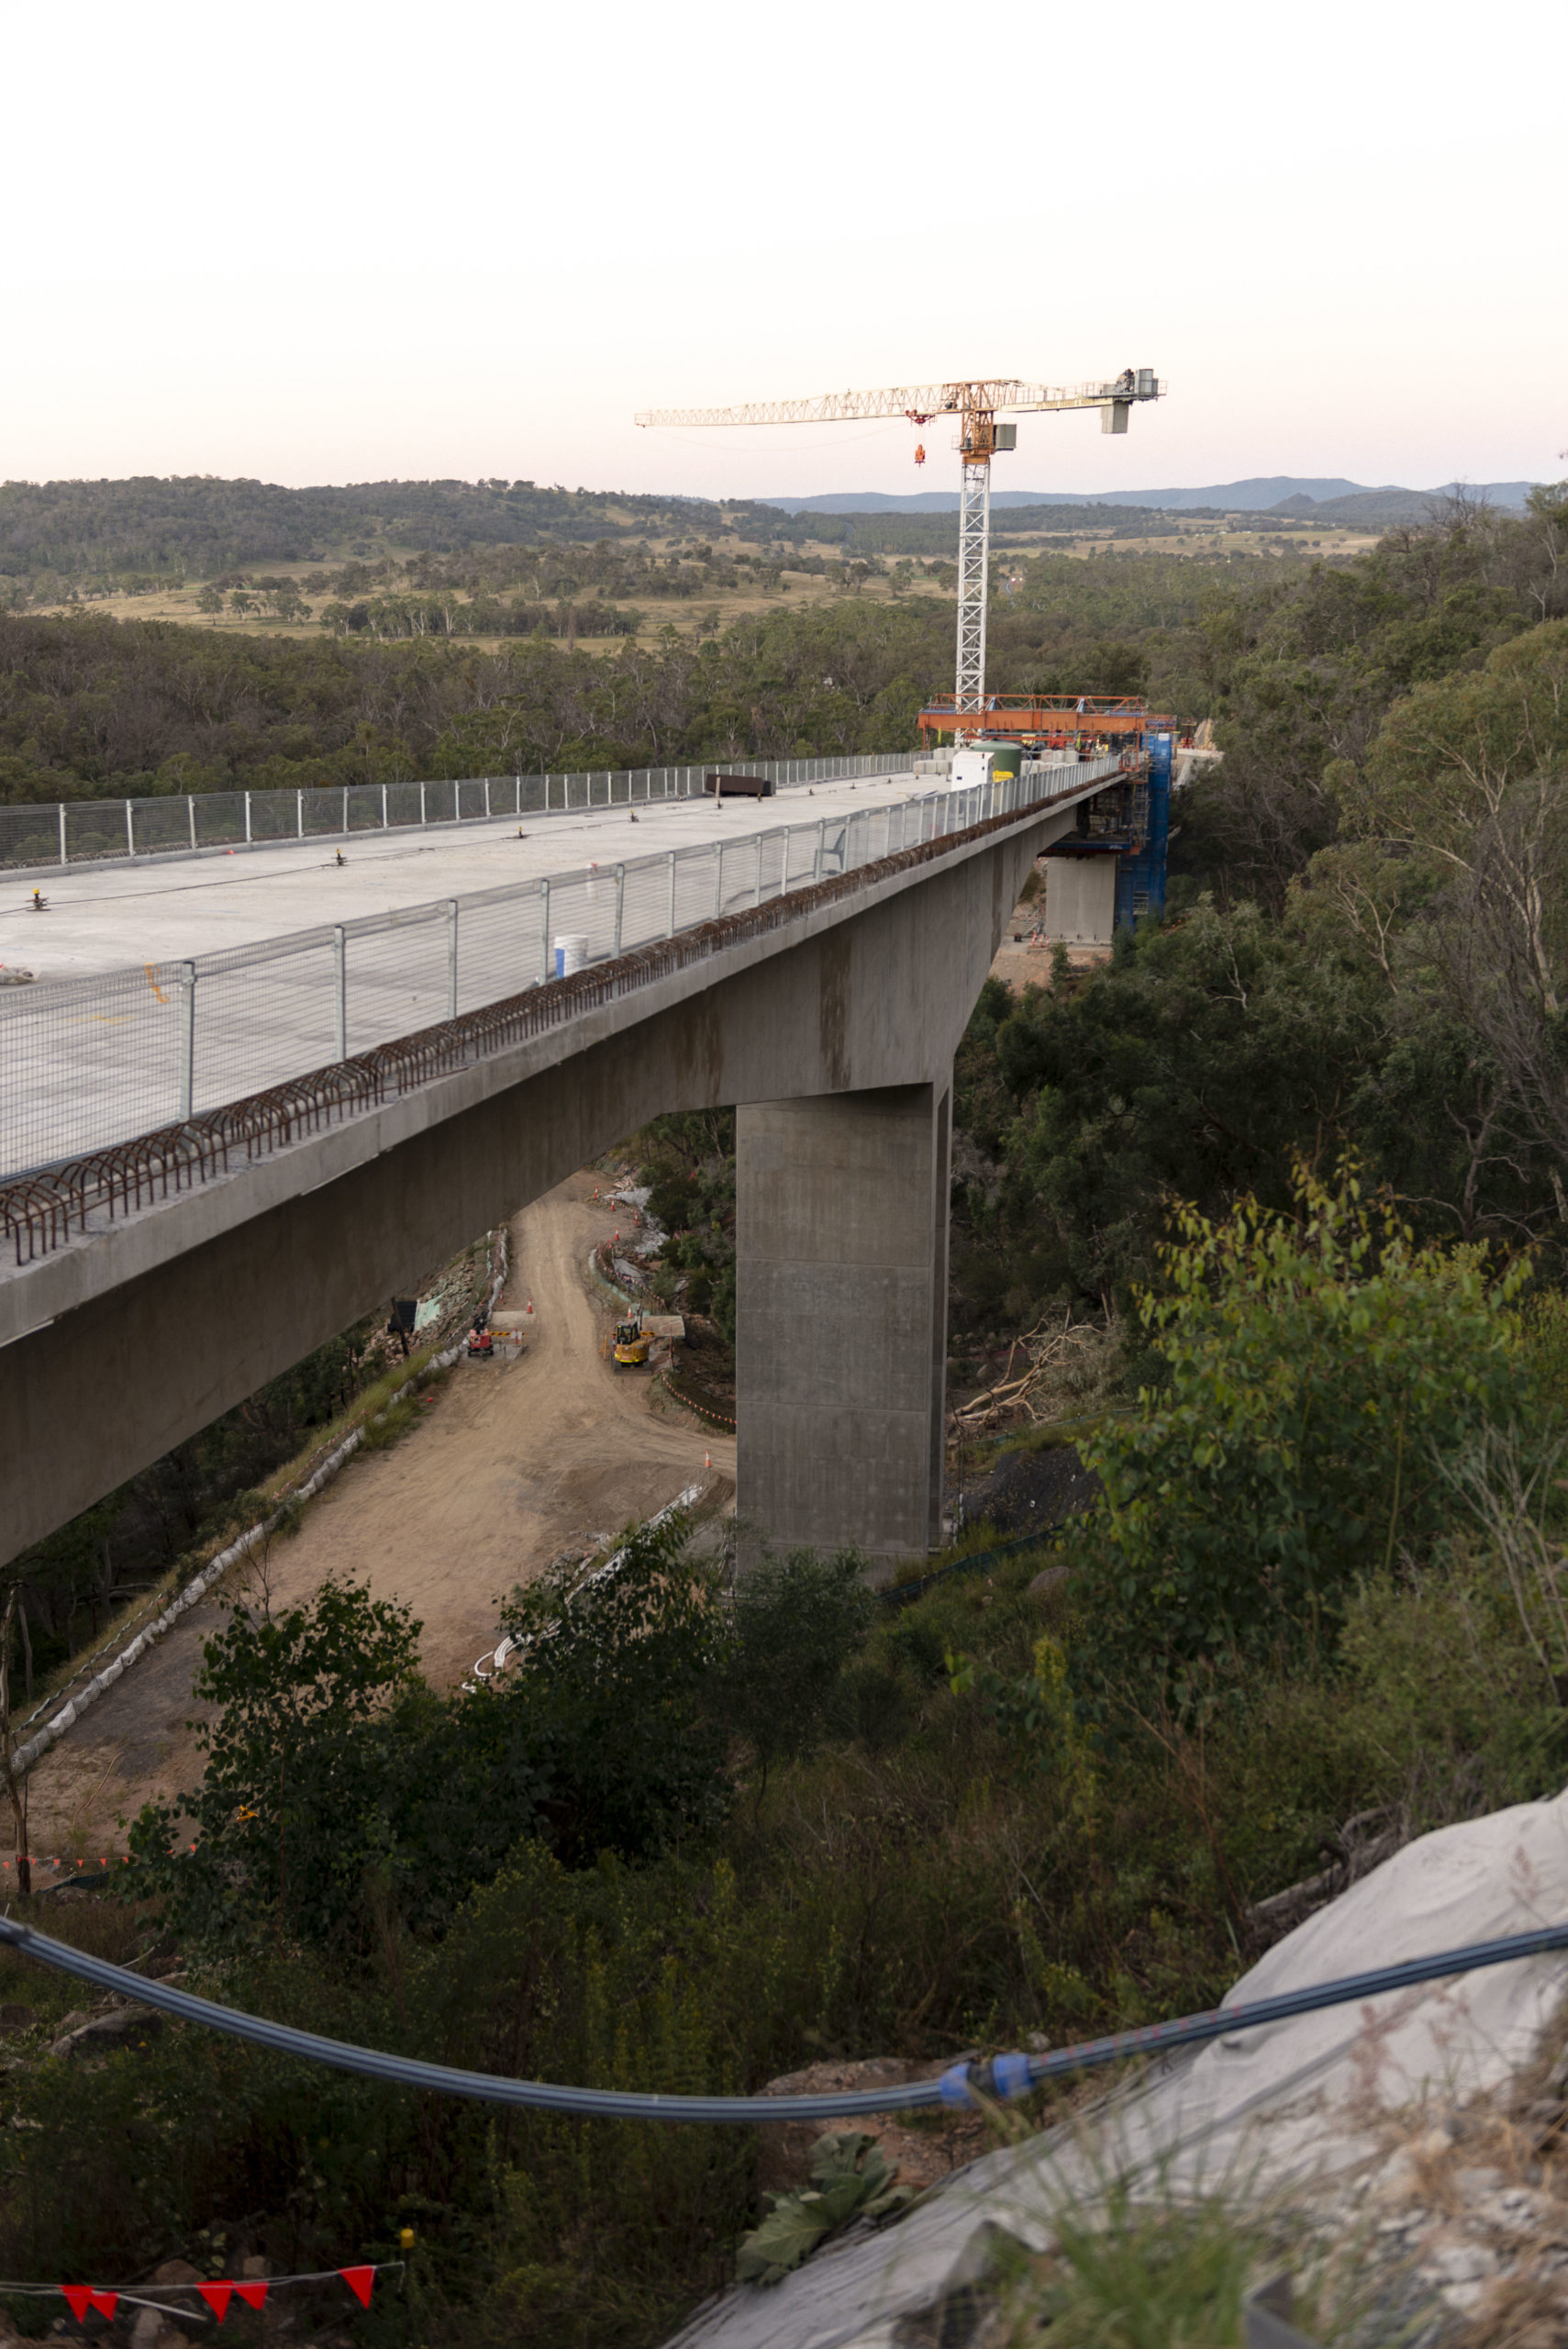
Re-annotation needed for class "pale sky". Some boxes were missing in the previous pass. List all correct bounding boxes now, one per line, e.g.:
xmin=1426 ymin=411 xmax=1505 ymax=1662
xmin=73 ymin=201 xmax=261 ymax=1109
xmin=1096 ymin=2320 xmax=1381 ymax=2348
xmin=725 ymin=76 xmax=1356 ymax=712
xmin=2 ymin=0 xmax=1562 ymax=500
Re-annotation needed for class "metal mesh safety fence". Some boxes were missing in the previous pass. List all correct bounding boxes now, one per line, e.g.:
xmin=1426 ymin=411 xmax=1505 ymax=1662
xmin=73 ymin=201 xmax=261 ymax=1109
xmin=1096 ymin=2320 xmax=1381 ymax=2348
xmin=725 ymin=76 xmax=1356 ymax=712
xmin=0 ymin=754 xmax=916 ymax=874
xmin=1 ymin=755 xmax=1130 ymax=1178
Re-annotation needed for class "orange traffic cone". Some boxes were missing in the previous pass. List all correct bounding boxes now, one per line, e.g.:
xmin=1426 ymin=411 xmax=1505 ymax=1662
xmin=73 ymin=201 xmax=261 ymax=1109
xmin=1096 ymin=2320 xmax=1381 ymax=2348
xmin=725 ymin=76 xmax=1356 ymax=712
xmin=704 ymin=1452 xmax=711 ymax=1469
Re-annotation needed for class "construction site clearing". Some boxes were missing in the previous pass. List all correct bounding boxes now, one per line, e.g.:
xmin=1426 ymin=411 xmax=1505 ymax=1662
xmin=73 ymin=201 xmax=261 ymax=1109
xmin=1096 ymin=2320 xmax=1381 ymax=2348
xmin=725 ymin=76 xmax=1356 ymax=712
xmin=12 ymin=1171 xmax=736 ymax=1869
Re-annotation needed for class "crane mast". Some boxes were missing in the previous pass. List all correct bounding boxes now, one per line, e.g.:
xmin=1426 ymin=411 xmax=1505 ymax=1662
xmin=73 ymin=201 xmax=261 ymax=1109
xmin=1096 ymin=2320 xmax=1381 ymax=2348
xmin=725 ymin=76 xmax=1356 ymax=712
xmin=635 ymin=372 xmax=1164 ymax=721
xmin=954 ymin=409 xmax=995 ymax=713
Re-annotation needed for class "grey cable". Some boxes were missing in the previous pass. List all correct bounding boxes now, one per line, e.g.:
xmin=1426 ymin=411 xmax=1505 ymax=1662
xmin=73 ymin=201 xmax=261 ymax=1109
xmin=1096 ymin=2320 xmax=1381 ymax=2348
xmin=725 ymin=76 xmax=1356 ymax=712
xmin=3 ymin=1915 xmax=1567 ymax=2123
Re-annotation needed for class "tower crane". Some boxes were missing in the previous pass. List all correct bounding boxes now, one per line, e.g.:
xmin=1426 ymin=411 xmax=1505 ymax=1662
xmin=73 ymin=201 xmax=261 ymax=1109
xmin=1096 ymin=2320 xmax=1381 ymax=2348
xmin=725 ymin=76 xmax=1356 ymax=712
xmin=635 ymin=372 xmax=1164 ymax=723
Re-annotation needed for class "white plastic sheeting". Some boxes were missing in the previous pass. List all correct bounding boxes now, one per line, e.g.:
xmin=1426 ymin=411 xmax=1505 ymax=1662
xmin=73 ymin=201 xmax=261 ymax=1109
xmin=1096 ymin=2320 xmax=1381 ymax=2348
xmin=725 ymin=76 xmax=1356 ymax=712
xmin=668 ymin=1785 xmax=1568 ymax=2349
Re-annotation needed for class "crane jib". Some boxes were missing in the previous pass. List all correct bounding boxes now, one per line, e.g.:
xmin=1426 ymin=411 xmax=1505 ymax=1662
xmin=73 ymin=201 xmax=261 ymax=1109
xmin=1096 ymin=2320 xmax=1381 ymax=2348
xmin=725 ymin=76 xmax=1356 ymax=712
xmin=632 ymin=375 xmax=1163 ymax=429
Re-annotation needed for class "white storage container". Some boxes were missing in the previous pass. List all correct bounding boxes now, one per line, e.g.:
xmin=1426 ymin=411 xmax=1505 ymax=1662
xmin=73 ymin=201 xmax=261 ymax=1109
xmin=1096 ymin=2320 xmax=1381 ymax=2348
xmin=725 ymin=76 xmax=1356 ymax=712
xmin=949 ymin=748 xmax=995 ymax=792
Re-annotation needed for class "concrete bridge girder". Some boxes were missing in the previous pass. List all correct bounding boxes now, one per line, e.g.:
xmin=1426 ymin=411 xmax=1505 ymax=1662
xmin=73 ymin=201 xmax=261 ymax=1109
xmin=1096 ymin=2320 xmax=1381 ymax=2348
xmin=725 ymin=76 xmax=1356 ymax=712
xmin=0 ymin=807 xmax=1069 ymax=1570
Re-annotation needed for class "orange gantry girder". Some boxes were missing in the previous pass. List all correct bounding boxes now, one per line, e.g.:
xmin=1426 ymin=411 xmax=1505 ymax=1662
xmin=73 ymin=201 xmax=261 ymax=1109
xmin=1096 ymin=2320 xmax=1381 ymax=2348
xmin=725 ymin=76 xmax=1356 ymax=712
xmin=917 ymin=694 xmax=1171 ymax=740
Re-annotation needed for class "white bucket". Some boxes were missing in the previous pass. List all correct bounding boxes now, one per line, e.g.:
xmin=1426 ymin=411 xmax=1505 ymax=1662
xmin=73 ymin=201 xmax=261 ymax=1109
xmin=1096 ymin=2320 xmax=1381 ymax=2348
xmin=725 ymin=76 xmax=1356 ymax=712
xmin=554 ymin=934 xmax=589 ymax=976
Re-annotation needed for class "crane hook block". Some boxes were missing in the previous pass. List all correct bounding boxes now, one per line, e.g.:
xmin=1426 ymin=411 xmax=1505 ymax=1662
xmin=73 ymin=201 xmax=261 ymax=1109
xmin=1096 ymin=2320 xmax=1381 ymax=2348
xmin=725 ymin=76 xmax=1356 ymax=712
xmin=914 ymin=442 xmax=927 ymax=467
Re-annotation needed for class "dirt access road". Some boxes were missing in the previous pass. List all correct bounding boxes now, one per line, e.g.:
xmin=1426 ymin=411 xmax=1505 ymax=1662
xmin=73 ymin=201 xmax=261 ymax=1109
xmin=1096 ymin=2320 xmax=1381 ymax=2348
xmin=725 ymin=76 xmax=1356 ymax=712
xmin=20 ymin=1172 xmax=733 ymax=1863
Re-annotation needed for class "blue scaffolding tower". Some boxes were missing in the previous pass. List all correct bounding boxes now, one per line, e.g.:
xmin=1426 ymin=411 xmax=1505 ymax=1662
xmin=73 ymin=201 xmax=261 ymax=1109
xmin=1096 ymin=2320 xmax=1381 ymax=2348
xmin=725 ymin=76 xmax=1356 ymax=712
xmin=1115 ymin=729 xmax=1173 ymax=930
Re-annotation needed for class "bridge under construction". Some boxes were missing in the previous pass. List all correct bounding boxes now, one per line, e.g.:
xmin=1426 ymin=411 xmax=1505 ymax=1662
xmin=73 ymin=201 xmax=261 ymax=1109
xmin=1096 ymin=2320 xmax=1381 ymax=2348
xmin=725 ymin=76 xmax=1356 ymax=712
xmin=0 ymin=723 xmax=1177 ymax=1577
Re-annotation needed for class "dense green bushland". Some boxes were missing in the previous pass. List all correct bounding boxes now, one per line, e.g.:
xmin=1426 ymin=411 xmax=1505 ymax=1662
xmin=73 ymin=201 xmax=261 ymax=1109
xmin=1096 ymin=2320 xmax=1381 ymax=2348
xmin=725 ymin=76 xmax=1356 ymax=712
xmin=128 ymin=1530 xmax=873 ymax=1951
xmin=4 ymin=1539 xmax=1562 ymax=2343
xmin=5 ymin=1206 xmax=1568 ymax=2344
xmin=945 ymin=500 xmax=1568 ymax=1334
xmin=1180 ymin=485 xmax=1568 ymax=903
xmin=1057 ymin=1171 xmax=1531 ymax=1703
xmin=0 ymin=540 xmax=1298 ymax=804
xmin=947 ymin=855 xmax=1563 ymax=1324
xmin=0 ymin=602 xmax=946 ymax=803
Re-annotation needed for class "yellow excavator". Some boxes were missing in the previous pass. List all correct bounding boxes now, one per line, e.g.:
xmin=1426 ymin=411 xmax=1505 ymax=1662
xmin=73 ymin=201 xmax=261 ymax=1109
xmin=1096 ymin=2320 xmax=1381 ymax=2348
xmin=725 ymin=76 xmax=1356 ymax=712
xmin=612 ymin=1315 xmax=651 ymax=1368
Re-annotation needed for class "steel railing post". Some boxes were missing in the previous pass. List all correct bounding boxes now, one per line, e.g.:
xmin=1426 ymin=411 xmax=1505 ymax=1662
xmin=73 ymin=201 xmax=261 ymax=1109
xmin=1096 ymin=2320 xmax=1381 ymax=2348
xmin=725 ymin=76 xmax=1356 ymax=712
xmin=713 ymin=841 xmax=724 ymax=918
xmin=296 ymin=790 xmax=304 ymax=840
xmin=333 ymin=926 xmax=347 ymax=1061
xmin=539 ymin=879 xmax=551 ymax=982
xmin=613 ymin=863 xmax=625 ymax=955
xmin=58 ymin=807 xmax=66 ymax=867
xmin=341 ymin=785 xmax=349 ymax=835
xmin=446 ymin=899 xmax=459 ymax=1018
xmin=484 ymin=777 xmax=492 ymax=819
xmin=382 ymin=784 xmax=388 ymax=829
xmin=188 ymin=796 xmax=197 ymax=852
xmin=814 ymin=819 xmax=824 ymax=880
xmin=666 ymin=849 xmax=677 ymax=936
xmin=179 ymin=963 xmax=196 ymax=1120
xmin=419 ymin=781 xmax=427 ymax=826
xmin=125 ymin=799 xmax=134 ymax=858
xmin=244 ymin=791 xmax=252 ymax=846
xmin=754 ymin=830 xmax=763 ymax=907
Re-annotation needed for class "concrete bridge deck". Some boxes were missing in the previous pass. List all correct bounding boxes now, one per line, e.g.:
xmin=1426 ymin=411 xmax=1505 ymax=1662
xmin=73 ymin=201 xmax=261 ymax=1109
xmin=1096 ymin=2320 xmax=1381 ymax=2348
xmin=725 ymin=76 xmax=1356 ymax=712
xmin=0 ymin=768 xmax=924 ymax=985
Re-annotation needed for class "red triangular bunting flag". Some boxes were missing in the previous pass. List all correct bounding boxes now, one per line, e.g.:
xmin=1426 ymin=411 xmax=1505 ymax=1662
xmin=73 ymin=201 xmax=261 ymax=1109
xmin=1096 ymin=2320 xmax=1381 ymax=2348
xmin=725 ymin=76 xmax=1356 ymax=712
xmin=339 ymin=2267 xmax=375 ymax=2308
xmin=197 ymin=2282 xmax=233 ymax=2321
xmin=233 ymin=2281 xmax=269 ymax=2311
xmin=61 ymin=2288 xmax=94 ymax=2322
xmin=90 ymin=2291 xmax=119 ymax=2319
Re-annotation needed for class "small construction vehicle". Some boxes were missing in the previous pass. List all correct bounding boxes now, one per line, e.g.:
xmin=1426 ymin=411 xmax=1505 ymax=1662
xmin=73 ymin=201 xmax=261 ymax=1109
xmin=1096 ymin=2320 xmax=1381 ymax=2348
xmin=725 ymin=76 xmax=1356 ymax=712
xmin=612 ymin=1315 xmax=651 ymax=1368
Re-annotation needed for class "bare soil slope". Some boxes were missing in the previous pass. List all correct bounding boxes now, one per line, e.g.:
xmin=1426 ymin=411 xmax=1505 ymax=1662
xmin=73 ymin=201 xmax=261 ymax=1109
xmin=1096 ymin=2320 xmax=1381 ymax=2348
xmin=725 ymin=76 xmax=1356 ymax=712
xmin=20 ymin=1173 xmax=732 ymax=1864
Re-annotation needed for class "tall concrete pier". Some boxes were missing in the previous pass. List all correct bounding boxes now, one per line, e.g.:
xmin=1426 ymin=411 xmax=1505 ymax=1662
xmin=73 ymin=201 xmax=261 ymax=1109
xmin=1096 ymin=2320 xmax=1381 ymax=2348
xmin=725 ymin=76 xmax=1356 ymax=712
xmin=737 ymin=1084 xmax=951 ymax=1567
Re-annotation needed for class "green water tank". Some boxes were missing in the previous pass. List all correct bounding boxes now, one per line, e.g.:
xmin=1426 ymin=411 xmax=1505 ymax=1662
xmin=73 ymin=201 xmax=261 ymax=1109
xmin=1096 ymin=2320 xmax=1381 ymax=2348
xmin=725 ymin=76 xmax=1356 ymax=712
xmin=989 ymin=742 xmax=1023 ymax=782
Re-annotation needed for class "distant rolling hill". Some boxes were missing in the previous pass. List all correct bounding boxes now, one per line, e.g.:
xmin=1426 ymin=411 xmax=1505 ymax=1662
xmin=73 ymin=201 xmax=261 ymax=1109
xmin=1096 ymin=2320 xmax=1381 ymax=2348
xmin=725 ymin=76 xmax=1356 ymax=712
xmin=1273 ymin=482 xmax=1541 ymax=527
xmin=763 ymin=477 xmax=1541 ymax=521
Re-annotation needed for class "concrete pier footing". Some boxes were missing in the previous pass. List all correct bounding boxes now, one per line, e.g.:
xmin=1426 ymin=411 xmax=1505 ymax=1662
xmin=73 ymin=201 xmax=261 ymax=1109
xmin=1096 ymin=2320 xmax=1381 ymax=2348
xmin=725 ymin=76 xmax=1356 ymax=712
xmin=736 ymin=1084 xmax=951 ymax=1575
